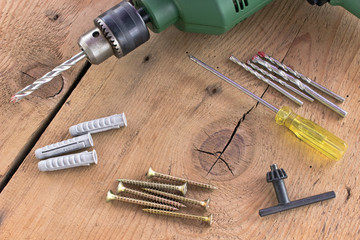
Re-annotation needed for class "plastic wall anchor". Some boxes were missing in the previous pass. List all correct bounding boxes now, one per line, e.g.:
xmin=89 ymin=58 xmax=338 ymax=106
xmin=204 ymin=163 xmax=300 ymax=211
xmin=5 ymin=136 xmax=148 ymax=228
xmin=38 ymin=150 xmax=97 ymax=172
xmin=69 ymin=113 xmax=127 ymax=136
xmin=35 ymin=133 xmax=93 ymax=160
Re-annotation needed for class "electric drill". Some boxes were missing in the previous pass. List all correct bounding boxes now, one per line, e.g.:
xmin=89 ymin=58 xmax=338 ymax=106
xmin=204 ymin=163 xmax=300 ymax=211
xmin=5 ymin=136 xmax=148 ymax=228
xmin=12 ymin=0 xmax=360 ymax=101
xmin=80 ymin=0 xmax=360 ymax=65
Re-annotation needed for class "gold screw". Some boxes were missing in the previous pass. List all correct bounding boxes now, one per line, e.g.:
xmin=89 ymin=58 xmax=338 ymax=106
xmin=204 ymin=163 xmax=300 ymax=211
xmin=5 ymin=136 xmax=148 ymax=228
xmin=117 ymin=182 xmax=186 ymax=209
xmin=143 ymin=188 xmax=210 ymax=210
xmin=146 ymin=167 xmax=217 ymax=190
xmin=143 ymin=208 xmax=213 ymax=226
xmin=106 ymin=190 xmax=178 ymax=211
xmin=117 ymin=179 xmax=187 ymax=196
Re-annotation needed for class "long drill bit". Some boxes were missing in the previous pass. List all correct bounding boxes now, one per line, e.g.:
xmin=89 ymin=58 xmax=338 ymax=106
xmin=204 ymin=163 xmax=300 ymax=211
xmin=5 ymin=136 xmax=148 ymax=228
xmin=257 ymin=51 xmax=345 ymax=102
xmin=229 ymin=56 xmax=303 ymax=106
xmin=11 ymin=51 xmax=86 ymax=102
xmin=189 ymin=55 xmax=279 ymax=113
xmin=252 ymin=55 xmax=347 ymax=118
xmin=245 ymin=60 xmax=314 ymax=102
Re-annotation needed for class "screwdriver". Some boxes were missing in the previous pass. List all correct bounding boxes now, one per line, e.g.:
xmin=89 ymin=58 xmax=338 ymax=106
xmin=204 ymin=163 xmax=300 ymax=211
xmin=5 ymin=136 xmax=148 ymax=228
xmin=189 ymin=55 xmax=348 ymax=161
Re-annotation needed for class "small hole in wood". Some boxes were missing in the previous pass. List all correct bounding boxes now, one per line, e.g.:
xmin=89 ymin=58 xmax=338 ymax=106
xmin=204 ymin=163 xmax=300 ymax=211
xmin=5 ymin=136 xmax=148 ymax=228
xmin=143 ymin=55 xmax=150 ymax=63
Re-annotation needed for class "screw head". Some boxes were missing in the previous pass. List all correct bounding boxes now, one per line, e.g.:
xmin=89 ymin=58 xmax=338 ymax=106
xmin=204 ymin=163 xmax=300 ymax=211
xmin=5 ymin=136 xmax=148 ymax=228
xmin=203 ymin=198 xmax=211 ymax=210
xmin=117 ymin=182 xmax=126 ymax=193
xmin=106 ymin=190 xmax=116 ymax=202
xmin=179 ymin=182 xmax=188 ymax=196
xmin=205 ymin=214 xmax=213 ymax=226
xmin=146 ymin=167 xmax=156 ymax=179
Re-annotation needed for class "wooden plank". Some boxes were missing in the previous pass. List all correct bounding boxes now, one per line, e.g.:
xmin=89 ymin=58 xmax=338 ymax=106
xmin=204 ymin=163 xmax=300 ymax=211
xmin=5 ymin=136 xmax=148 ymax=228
xmin=0 ymin=0 xmax=120 ymax=186
xmin=1 ymin=0 xmax=359 ymax=239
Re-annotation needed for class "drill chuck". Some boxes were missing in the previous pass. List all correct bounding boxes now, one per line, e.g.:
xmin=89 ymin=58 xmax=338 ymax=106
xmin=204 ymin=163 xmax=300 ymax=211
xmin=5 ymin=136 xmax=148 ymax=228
xmin=79 ymin=1 xmax=150 ymax=65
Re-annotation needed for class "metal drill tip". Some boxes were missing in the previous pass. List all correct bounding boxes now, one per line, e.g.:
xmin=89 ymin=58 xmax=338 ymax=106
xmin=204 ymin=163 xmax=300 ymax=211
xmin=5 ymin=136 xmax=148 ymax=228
xmin=11 ymin=51 xmax=86 ymax=102
xmin=252 ymin=55 xmax=347 ymax=117
xmin=257 ymin=51 xmax=345 ymax=102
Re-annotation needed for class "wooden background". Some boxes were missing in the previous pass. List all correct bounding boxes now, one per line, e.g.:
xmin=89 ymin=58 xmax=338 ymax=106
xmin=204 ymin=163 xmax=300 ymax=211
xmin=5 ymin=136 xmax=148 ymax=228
xmin=0 ymin=0 xmax=359 ymax=239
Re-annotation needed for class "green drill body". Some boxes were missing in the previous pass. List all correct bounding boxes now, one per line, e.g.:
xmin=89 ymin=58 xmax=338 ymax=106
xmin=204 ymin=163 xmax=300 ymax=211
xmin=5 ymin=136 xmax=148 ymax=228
xmin=133 ymin=0 xmax=274 ymax=34
xmin=329 ymin=0 xmax=360 ymax=18
xmin=133 ymin=0 xmax=360 ymax=36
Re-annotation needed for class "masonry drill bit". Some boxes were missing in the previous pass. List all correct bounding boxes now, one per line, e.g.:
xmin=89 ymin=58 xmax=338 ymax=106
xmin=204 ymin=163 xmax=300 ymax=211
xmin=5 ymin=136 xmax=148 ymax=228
xmin=244 ymin=60 xmax=314 ymax=102
xmin=228 ymin=56 xmax=303 ymax=106
xmin=11 ymin=51 xmax=86 ymax=102
xmin=189 ymin=55 xmax=347 ymax=160
xmin=257 ymin=51 xmax=345 ymax=102
xmin=252 ymin=55 xmax=347 ymax=118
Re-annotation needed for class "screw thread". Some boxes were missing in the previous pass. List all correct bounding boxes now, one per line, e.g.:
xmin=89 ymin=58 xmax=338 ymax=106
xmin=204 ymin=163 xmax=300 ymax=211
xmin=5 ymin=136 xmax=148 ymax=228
xmin=117 ymin=179 xmax=187 ymax=195
xmin=117 ymin=183 xmax=186 ymax=208
xmin=143 ymin=209 xmax=212 ymax=225
xmin=147 ymin=167 xmax=217 ymax=190
xmin=106 ymin=190 xmax=178 ymax=211
xmin=143 ymin=188 xmax=210 ymax=210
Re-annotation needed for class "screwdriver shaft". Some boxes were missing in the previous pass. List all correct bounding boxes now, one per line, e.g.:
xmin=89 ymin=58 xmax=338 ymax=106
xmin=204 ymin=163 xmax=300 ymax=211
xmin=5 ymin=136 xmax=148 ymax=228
xmin=189 ymin=55 xmax=279 ymax=113
xmin=11 ymin=51 xmax=86 ymax=102
xmin=257 ymin=52 xmax=345 ymax=102
xmin=252 ymin=56 xmax=347 ymax=118
xmin=229 ymin=56 xmax=303 ymax=106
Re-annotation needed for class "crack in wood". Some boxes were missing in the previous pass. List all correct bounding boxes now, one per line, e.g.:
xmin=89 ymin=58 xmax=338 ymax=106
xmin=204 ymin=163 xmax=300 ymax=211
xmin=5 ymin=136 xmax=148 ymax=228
xmin=205 ymin=106 xmax=255 ymax=176
xmin=313 ymin=178 xmax=320 ymax=186
xmin=0 ymin=61 xmax=91 ymax=192
xmin=194 ymin=148 xmax=233 ymax=175
xmin=196 ymin=85 xmax=270 ymax=177
xmin=20 ymin=70 xmax=36 ymax=80
xmin=47 ymin=75 xmax=64 ymax=99
xmin=345 ymin=186 xmax=351 ymax=202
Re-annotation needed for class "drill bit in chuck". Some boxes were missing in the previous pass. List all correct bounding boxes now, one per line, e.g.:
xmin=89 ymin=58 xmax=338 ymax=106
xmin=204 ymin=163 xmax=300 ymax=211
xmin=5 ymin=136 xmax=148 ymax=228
xmin=11 ymin=51 xmax=86 ymax=102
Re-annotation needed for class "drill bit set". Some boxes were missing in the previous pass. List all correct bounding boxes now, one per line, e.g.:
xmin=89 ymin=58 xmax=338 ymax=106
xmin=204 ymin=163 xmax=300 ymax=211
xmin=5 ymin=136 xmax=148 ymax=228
xmin=189 ymin=54 xmax=348 ymax=161
xmin=106 ymin=167 xmax=216 ymax=226
xmin=35 ymin=113 xmax=126 ymax=171
xmin=230 ymin=52 xmax=347 ymax=117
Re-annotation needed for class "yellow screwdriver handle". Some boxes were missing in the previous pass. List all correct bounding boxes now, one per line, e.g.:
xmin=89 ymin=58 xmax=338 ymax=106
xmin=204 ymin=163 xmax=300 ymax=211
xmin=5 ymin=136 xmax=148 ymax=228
xmin=275 ymin=106 xmax=348 ymax=161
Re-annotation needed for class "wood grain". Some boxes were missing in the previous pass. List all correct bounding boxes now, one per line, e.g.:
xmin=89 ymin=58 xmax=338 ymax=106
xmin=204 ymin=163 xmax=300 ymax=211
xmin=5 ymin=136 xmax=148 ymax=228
xmin=1 ymin=0 xmax=359 ymax=239
xmin=0 ymin=0 xmax=120 ymax=186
